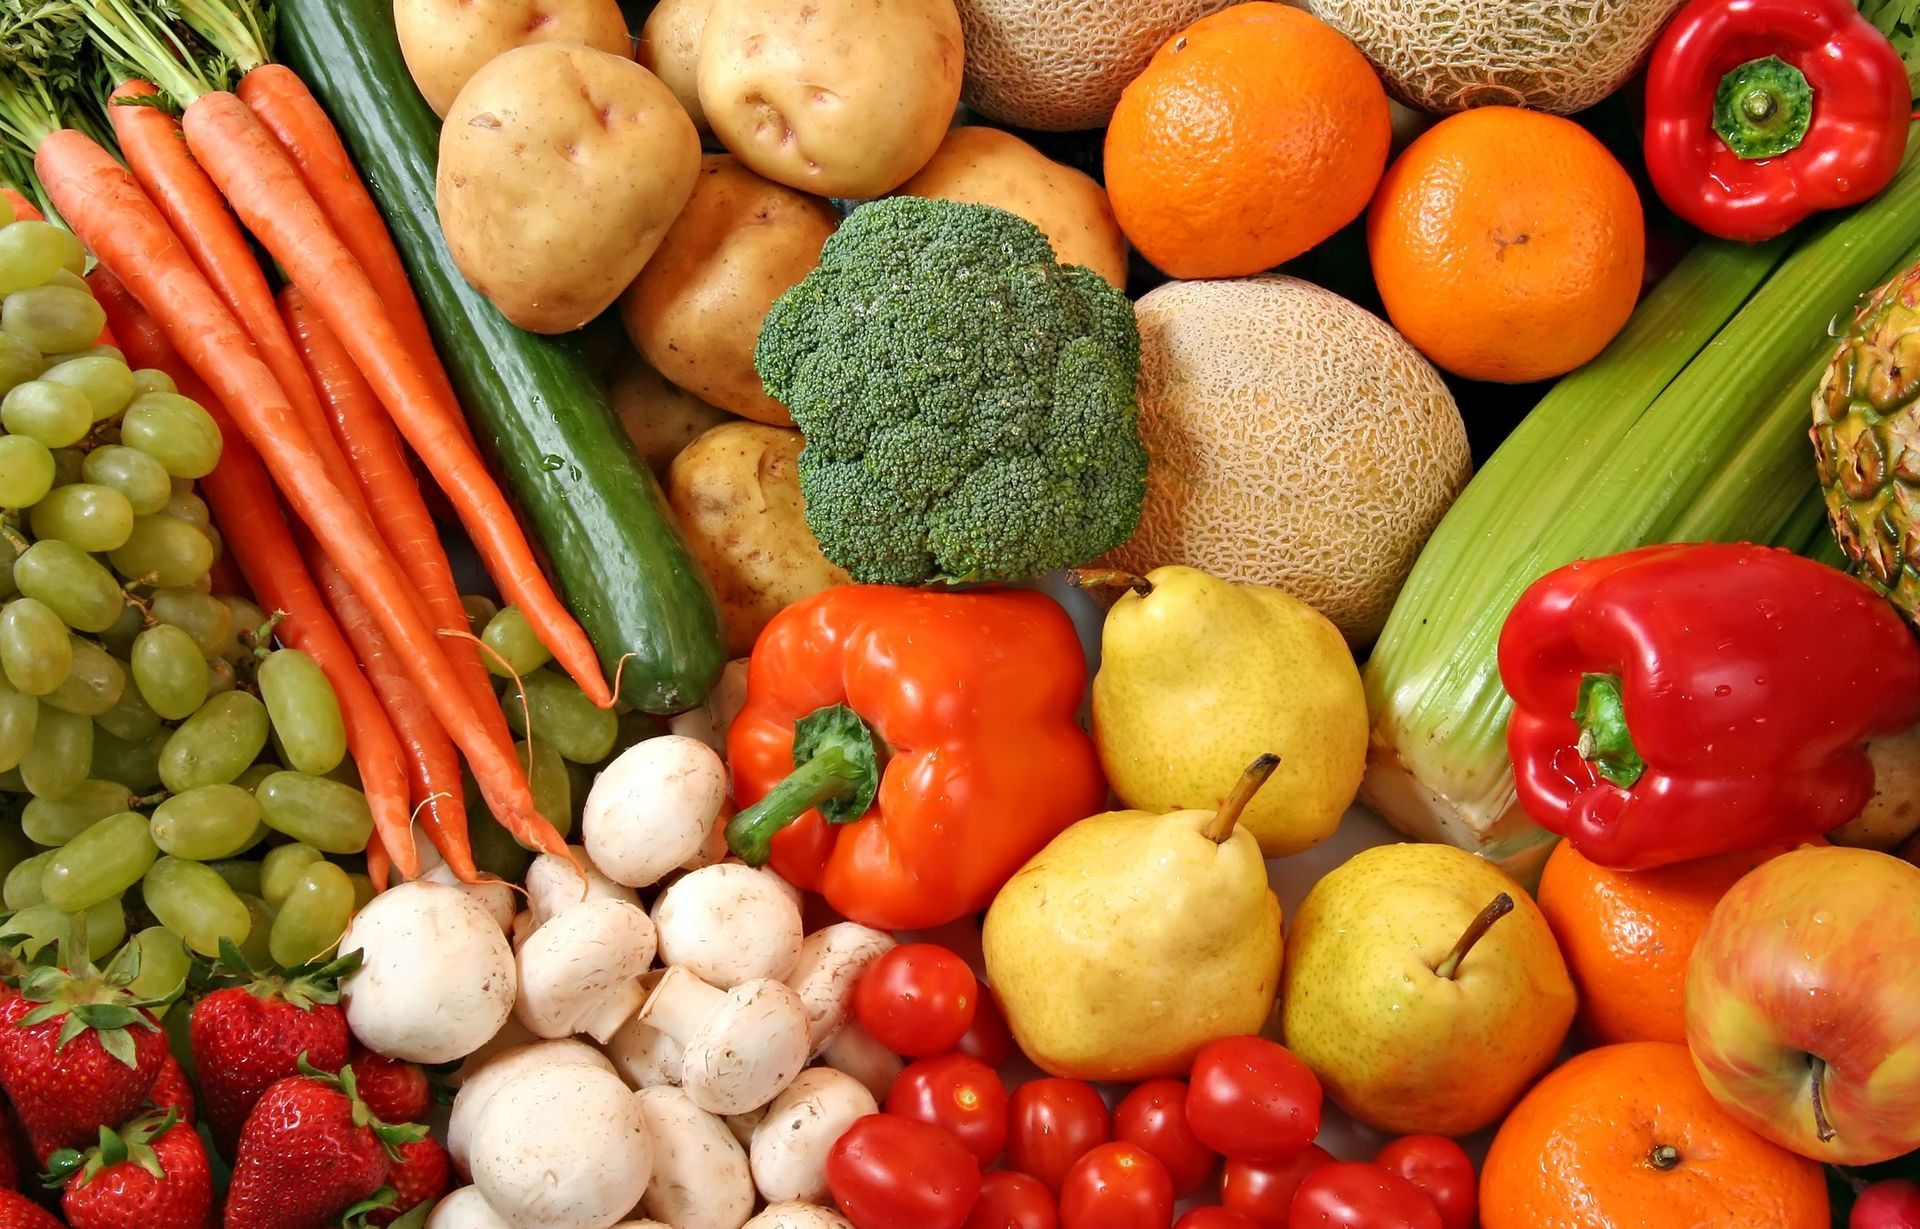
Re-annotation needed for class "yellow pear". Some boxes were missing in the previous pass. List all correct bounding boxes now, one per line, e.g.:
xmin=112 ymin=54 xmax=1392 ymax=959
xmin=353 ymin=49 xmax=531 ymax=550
xmin=982 ymin=757 xmax=1285 ymax=1082
xmin=1281 ymin=843 xmax=1576 ymax=1137
xmin=1087 ymin=565 xmax=1366 ymax=858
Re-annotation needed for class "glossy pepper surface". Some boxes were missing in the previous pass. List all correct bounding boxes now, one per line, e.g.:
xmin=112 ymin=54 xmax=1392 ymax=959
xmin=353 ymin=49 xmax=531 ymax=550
xmin=1644 ymin=0 xmax=1913 ymax=243
xmin=1497 ymin=543 xmax=1920 ymax=870
xmin=726 ymin=585 xmax=1106 ymax=930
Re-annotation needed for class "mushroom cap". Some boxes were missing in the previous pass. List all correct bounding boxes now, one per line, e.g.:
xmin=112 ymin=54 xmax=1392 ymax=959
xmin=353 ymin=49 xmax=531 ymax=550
xmin=787 ymin=922 xmax=896 ymax=1056
xmin=819 ymin=1022 xmax=904 ymax=1103
xmin=583 ymin=735 xmax=729 ymax=888
xmin=514 ymin=897 xmax=658 ymax=1042
xmin=744 ymin=1204 xmax=856 ymax=1229
xmin=680 ymin=978 xmax=811 ymax=1116
xmin=653 ymin=863 xmax=803 ymax=989
xmin=422 ymin=861 xmax=517 ymax=932
xmin=667 ymin=657 xmax=751 ymax=754
xmin=339 ymin=880 xmax=515 ymax=1065
xmin=470 ymin=1063 xmax=652 ymax=1229
xmin=449 ymin=1040 xmax=615 ymax=1176
xmin=425 ymin=1186 xmax=513 ymax=1229
xmin=750 ymin=1067 xmax=879 ymax=1204
xmin=525 ymin=846 xmax=641 ymax=927
xmin=604 ymin=990 xmax=685 ymax=1090
xmin=632 ymin=1086 xmax=754 ymax=1229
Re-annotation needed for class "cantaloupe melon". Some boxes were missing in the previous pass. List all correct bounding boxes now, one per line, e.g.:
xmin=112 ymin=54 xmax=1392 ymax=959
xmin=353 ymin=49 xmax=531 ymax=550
xmin=1104 ymin=276 xmax=1470 ymax=644
xmin=1305 ymin=0 xmax=1685 ymax=114
xmin=954 ymin=0 xmax=1235 ymax=131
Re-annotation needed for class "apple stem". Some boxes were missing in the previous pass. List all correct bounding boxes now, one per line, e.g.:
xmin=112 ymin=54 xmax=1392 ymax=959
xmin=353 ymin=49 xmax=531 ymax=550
xmin=1648 ymin=1144 xmax=1680 ymax=1171
xmin=1810 ymin=1056 xmax=1837 ymax=1143
xmin=1201 ymin=754 xmax=1282 ymax=844
xmin=1434 ymin=893 xmax=1516 ymax=979
xmin=1066 ymin=569 xmax=1153 ymax=597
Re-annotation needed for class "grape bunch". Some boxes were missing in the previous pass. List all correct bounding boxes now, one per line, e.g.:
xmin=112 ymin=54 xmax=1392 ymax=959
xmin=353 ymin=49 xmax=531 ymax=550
xmin=0 ymin=199 xmax=375 ymax=993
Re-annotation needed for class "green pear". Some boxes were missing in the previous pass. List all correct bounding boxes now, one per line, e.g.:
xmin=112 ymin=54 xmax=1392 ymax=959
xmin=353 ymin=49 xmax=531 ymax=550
xmin=1281 ymin=843 xmax=1576 ymax=1137
xmin=1086 ymin=565 xmax=1366 ymax=858
xmin=982 ymin=757 xmax=1285 ymax=1082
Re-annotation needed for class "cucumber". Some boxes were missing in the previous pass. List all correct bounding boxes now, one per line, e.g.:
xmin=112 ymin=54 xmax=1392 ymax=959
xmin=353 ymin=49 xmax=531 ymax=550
xmin=275 ymin=0 xmax=724 ymax=714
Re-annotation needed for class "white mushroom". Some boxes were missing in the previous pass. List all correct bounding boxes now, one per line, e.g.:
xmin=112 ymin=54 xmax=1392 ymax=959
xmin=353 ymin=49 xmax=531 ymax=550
xmin=603 ymin=971 xmax=684 ymax=1090
xmin=749 ymin=1068 xmax=878 ymax=1205
xmin=652 ymin=863 xmax=802 ymax=989
xmin=743 ymin=1205 xmax=855 ymax=1229
xmin=515 ymin=898 xmax=658 ymax=1043
xmin=450 ymin=1012 xmax=540 ymax=1090
xmin=682 ymin=807 xmax=732 ymax=871
xmin=422 ymin=861 xmax=518 ymax=933
xmin=470 ymin=1062 xmax=652 ymax=1229
xmin=526 ymin=846 xmax=641 ymax=928
xmin=668 ymin=658 xmax=750 ymax=754
xmin=786 ymin=923 xmax=896 ymax=1056
xmin=632 ymin=1085 xmax=755 ymax=1229
xmin=637 ymin=965 xmax=809 ymax=1115
xmin=449 ymin=1040 xmax=616 ymax=1177
xmin=583 ymin=736 xmax=730 ymax=888
xmin=724 ymin=1107 xmax=765 ymax=1149
xmin=338 ymin=879 xmax=515 ymax=1065
xmin=819 ymin=1022 xmax=903 ymax=1103
xmin=510 ymin=909 xmax=536 ymax=951
xmin=426 ymin=1186 xmax=513 ymax=1229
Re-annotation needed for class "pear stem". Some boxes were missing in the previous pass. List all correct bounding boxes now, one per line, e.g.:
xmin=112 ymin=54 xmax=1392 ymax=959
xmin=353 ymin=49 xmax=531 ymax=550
xmin=1434 ymin=893 xmax=1514 ymax=979
xmin=1810 ymin=1055 xmax=1837 ymax=1142
xmin=1201 ymin=754 xmax=1281 ymax=844
xmin=1067 ymin=569 xmax=1153 ymax=597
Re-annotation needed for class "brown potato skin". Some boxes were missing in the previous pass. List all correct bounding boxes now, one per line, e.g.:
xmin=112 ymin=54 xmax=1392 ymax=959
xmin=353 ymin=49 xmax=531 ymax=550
xmin=620 ymin=155 xmax=839 ymax=425
xmin=438 ymin=45 xmax=701 ymax=335
xmin=638 ymin=0 xmax=714 ymax=136
xmin=606 ymin=348 xmax=738 ymax=475
xmin=894 ymin=126 xmax=1129 ymax=286
xmin=397 ymin=0 xmax=634 ymax=118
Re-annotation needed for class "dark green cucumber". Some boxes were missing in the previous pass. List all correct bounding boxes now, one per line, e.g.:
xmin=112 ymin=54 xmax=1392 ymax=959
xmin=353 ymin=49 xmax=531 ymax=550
xmin=276 ymin=0 xmax=724 ymax=714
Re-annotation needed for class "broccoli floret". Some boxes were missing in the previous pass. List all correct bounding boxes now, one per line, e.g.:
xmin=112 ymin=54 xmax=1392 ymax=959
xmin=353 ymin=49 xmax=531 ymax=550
xmin=754 ymin=196 xmax=1148 ymax=585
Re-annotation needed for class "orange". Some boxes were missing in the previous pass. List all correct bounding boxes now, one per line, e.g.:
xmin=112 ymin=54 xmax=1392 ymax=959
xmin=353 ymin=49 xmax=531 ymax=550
xmin=1367 ymin=106 xmax=1644 ymax=384
xmin=1481 ymin=1042 xmax=1828 ymax=1229
xmin=1536 ymin=840 xmax=1790 ymax=1047
xmin=1102 ymin=3 xmax=1391 ymax=280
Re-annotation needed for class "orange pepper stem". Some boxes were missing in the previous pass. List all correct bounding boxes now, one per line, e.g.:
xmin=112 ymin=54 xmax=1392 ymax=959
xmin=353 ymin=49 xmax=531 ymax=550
xmin=725 ymin=703 xmax=880 ymax=867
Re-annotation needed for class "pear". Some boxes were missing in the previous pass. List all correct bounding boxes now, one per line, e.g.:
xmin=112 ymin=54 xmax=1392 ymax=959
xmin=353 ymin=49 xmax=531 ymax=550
xmin=1084 ymin=565 xmax=1366 ymax=859
xmin=1280 ymin=843 xmax=1576 ymax=1137
xmin=982 ymin=757 xmax=1285 ymax=1082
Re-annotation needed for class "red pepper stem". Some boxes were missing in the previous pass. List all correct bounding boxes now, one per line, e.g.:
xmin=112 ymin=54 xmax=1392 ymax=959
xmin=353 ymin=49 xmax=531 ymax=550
xmin=1573 ymin=673 xmax=1647 ymax=789
xmin=1434 ymin=893 xmax=1515 ymax=980
xmin=1200 ymin=754 xmax=1281 ymax=844
xmin=725 ymin=703 xmax=881 ymax=867
xmin=1713 ymin=55 xmax=1814 ymax=160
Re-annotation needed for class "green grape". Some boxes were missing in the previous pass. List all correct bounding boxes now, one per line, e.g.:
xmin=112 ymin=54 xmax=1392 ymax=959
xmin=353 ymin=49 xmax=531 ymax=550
xmin=213 ymin=596 xmax=268 ymax=662
xmin=0 ymin=334 xmax=38 ymax=400
xmin=256 ymin=771 xmax=373 ymax=854
xmin=128 ymin=368 xmax=175 ymax=398
xmin=42 ymin=811 xmax=157 ymax=912
xmin=21 ymin=704 xmax=91 ymax=799
xmin=467 ymin=802 xmax=532 ymax=882
xmin=269 ymin=861 xmax=353 ymax=968
xmin=13 ymin=539 xmax=125 ymax=633
xmin=206 ymin=857 xmax=263 ymax=898
xmin=96 ymin=683 xmax=162 ymax=742
xmin=0 ymin=435 xmax=53 ymax=508
xmin=3 ymin=848 xmax=54 ymax=910
xmin=0 ymin=768 xmax=25 ymax=792
xmin=260 ymin=842 xmax=323 ymax=909
xmin=0 ymin=221 xmax=83 ymax=294
xmin=0 ymin=598 xmax=70 ymax=695
xmin=3 ymin=286 xmax=107 ymax=355
xmin=82 ymin=446 xmax=171 ymax=516
xmin=156 ymin=490 xmax=209 ymax=531
xmin=0 ymin=674 xmax=36 ymax=772
xmin=520 ymin=739 xmax=572 ymax=841
xmin=99 ymin=602 xmax=144 ymax=658
xmin=40 ymin=355 xmax=135 ymax=421
xmin=236 ymin=893 xmax=276 ymax=968
xmin=45 ymin=638 xmax=127 ymax=718
xmin=233 ymin=761 xmax=277 ymax=793
xmin=257 ymin=648 xmax=344 ymax=776
xmin=160 ymin=692 xmax=268 ymax=793
xmin=186 ymin=572 xmax=213 ymax=594
xmin=90 ymin=727 xmax=166 ymax=793
xmin=29 ymin=484 xmax=135 ymax=553
xmin=142 ymin=856 xmax=250 ymax=957
xmin=47 ymin=447 xmax=83 ymax=488
xmin=119 ymin=394 xmax=222 ymax=479
xmin=131 ymin=624 xmax=210 ymax=721
xmin=1 ymin=379 xmax=91 ymax=447
xmin=108 ymin=516 xmax=212 ymax=589
xmin=462 ymin=594 xmax=499 ymax=633
xmin=114 ymin=925 xmax=191 ymax=1003
xmin=481 ymin=606 xmax=551 ymax=677
xmin=205 ymin=658 xmax=237 ymax=698
xmin=202 ymin=526 xmax=222 ymax=568
xmin=0 ymin=197 xmax=10 ymax=227
xmin=21 ymin=778 xmax=133 ymax=846
xmin=4 ymin=898 xmax=124 ymax=963
xmin=502 ymin=668 xmax=617 ymax=763
xmin=42 ymin=269 xmax=88 ymax=293
xmin=151 ymin=784 xmax=261 ymax=861
xmin=0 ymin=821 xmax=32 ymax=885
xmin=148 ymin=588 xmax=231 ymax=657
xmin=346 ymin=872 xmax=375 ymax=912
xmin=320 ymin=755 xmax=361 ymax=789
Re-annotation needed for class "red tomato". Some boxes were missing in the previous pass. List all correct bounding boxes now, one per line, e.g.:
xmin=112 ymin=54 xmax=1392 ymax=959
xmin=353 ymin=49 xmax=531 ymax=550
xmin=1114 ymin=1078 xmax=1218 ymax=1196
xmin=1006 ymin=1078 xmax=1112 ymax=1194
xmin=954 ymin=982 xmax=1013 ymax=1068
xmin=827 ymin=1114 xmax=983 ymax=1229
xmin=1059 ymin=1142 xmax=1175 ymax=1229
xmin=1186 ymin=1036 xmax=1323 ymax=1163
xmin=886 ymin=1054 xmax=1009 ymax=1166
xmin=1375 ymin=1136 xmax=1476 ymax=1229
xmin=1176 ymin=1211 xmax=1262 ymax=1229
xmin=1289 ymin=1163 xmax=1443 ymax=1229
xmin=1852 ymin=1179 xmax=1920 ymax=1229
xmin=966 ymin=1170 xmax=1059 ymax=1229
xmin=1222 ymin=1145 xmax=1336 ymax=1229
xmin=854 ymin=944 xmax=978 ymax=1058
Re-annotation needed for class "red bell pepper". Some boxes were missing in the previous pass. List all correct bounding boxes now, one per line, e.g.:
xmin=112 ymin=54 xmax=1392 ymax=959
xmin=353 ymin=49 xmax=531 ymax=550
xmin=1644 ymin=0 xmax=1913 ymax=243
xmin=1497 ymin=543 xmax=1920 ymax=870
xmin=726 ymin=585 xmax=1107 ymax=930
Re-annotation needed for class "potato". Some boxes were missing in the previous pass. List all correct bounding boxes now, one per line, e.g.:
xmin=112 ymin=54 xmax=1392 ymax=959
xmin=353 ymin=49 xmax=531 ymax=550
xmin=668 ymin=423 xmax=850 ymax=655
xmin=698 ymin=0 xmax=964 ymax=198
xmin=895 ymin=126 xmax=1129 ymax=286
xmin=620 ymin=156 xmax=837 ymax=425
xmin=438 ymin=44 xmax=701 ymax=335
xmin=607 ymin=348 xmax=736 ymax=473
xmin=638 ymin=0 xmax=713 ymax=136
xmin=1835 ymin=724 xmax=1920 ymax=851
xmin=396 ymin=0 xmax=633 ymax=118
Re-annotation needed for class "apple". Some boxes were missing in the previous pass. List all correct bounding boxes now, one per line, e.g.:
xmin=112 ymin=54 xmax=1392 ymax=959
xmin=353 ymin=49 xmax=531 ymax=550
xmin=1685 ymin=845 xmax=1920 ymax=1164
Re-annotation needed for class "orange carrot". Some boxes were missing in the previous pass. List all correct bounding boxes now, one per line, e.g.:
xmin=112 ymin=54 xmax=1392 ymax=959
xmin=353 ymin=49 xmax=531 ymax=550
xmin=1 ymin=188 xmax=40 ymax=220
xmin=38 ymin=128 xmax=568 ymax=864
xmin=365 ymin=831 xmax=391 ymax=894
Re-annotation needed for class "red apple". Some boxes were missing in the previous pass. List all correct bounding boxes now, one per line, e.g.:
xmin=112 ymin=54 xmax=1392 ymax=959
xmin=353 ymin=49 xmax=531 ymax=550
xmin=1685 ymin=846 xmax=1920 ymax=1164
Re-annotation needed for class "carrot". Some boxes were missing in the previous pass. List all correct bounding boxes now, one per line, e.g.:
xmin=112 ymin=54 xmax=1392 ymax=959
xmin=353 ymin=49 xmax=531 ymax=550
xmin=1 ymin=187 xmax=40 ymax=220
xmin=37 ymin=128 xmax=568 ymax=864
xmin=365 ymin=831 xmax=391 ymax=894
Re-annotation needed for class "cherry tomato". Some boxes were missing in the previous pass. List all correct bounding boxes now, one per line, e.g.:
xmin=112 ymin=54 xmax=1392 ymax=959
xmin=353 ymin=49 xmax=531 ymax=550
xmin=1114 ymin=1078 xmax=1218 ymax=1196
xmin=854 ymin=944 xmax=978 ymax=1058
xmin=1059 ymin=1142 xmax=1175 ymax=1229
xmin=1375 ymin=1135 xmax=1476 ymax=1229
xmin=1006 ymin=1078 xmax=1112 ymax=1194
xmin=1222 ymin=1145 xmax=1336 ymax=1229
xmin=887 ymin=1054 xmax=1009 ymax=1166
xmin=954 ymin=981 xmax=1013 ymax=1068
xmin=1176 ymin=1211 xmax=1262 ymax=1229
xmin=827 ymin=1113 xmax=983 ymax=1229
xmin=1186 ymin=1036 xmax=1323 ymax=1163
xmin=1853 ymin=1179 xmax=1920 ymax=1229
xmin=966 ymin=1170 xmax=1059 ymax=1229
xmin=1289 ymin=1162 xmax=1443 ymax=1229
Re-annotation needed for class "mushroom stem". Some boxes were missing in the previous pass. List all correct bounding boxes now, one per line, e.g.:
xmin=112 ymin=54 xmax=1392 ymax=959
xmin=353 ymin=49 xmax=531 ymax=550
xmin=1200 ymin=754 xmax=1282 ymax=843
xmin=640 ymin=965 xmax=728 ymax=1047
xmin=1433 ymin=893 xmax=1515 ymax=980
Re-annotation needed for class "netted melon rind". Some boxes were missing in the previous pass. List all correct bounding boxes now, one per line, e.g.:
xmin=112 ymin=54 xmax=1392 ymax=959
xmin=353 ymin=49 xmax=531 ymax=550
xmin=954 ymin=0 xmax=1236 ymax=131
xmin=1305 ymin=0 xmax=1686 ymax=115
xmin=1105 ymin=276 xmax=1471 ymax=644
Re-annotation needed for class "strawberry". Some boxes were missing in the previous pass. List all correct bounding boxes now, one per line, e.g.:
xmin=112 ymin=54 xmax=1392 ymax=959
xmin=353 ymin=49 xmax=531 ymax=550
xmin=189 ymin=943 xmax=358 ymax=1159
xmin=142 ymin=1057 xmax=195 ymax=1125
xmin=0 ymin=964 xmax=167 ymax=1165
xmin=0 ymin=1190 xmax=62 ymax=1229
xmin=222 ymin=1062 xmax=424 ymax=1229
xmin=49 ymin=1111 xmax=212 ymax=1229
xmin=365 ymin=1138 xmax=448 ymax=1227
xmin=0 ymin=1094 xmax=24 ymax=1190
xmin=344 ymin=1048 xmax=429 ymax=1126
